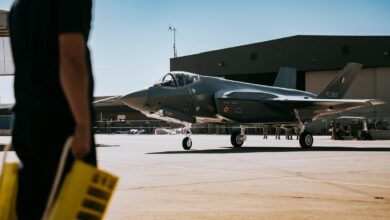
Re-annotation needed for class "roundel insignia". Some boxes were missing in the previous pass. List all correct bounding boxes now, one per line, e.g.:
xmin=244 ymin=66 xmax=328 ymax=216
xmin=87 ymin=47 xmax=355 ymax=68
xmin=223 ymin=106 xmax=229 ymax=112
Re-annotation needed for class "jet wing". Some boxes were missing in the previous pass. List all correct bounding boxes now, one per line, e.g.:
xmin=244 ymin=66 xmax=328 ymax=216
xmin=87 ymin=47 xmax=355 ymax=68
xmin=273 ymin=98 xmax=383 ymax=111
xmin=215 ymin=89 xmax=384 ymax=120
xmin=271 ymin=98 xmax=383 ymax=119
xmin=215 ymin=89 xmax=383 ymax=109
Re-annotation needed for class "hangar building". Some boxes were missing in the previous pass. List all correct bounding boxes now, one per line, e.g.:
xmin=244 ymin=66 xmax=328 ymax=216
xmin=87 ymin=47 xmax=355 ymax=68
xmin=170 ymin=35 xmax=390 ymax=129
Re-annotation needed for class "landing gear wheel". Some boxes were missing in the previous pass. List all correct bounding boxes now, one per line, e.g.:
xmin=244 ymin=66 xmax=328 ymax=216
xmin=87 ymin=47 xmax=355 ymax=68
xmin=231 ymin=131 xmax=245 ymax=148
xmin=299 ymin=132 xmax=313 ymax=149
xmin=361 ymin=133 xmax=372 ymax=140
xmin=182 ymin=137 xmax=192 ymax=150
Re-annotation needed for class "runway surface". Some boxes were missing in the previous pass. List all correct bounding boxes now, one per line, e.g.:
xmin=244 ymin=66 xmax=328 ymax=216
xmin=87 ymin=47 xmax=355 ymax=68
xmin=1 ymin=135 xmax=390 ymax=219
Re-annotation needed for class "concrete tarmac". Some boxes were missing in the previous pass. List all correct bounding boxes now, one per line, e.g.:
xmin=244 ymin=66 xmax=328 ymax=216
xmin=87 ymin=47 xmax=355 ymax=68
xmin=1 ymin=135 xmax=390 ymax=219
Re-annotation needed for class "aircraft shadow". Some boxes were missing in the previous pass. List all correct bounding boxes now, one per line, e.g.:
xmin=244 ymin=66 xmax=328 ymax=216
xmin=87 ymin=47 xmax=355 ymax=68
xmin=147 ymin=146 xmax=390 ymax=154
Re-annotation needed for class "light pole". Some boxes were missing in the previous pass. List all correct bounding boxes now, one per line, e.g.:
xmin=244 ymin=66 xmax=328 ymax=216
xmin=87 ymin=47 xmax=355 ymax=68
xmin=168 ymin=26 xmax=177 ymax=58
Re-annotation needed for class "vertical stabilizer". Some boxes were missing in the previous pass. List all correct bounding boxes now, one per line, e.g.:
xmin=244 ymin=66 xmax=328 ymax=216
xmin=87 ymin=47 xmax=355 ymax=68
xmin=274 ymin=67 xmax=297 ymax=89
xmin=317 ymin=63 xmax=362 ymax=99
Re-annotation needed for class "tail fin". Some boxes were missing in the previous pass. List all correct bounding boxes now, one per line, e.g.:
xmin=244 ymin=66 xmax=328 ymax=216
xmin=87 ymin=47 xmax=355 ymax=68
xmin=317 ymin=63 xmax=362 ymax=99
xmin=274 ymin=67 xmax=297 ymax=89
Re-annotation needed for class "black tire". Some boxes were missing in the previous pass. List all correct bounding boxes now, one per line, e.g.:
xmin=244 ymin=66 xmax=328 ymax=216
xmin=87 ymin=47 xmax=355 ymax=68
xmin=231 ymin=131 xmax=244 ymax=148
xmin=182 ymin=137 xmax=192 ymax=150
xmin=361 ymin=132 xmax=372 ymax=140
xmin=299 ymin=132 xmax=313 ymax=149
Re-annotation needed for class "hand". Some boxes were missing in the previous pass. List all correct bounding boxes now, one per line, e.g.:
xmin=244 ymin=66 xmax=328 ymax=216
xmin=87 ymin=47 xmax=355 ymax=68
xmin=71 ymin=124 xmax=91 ymax=159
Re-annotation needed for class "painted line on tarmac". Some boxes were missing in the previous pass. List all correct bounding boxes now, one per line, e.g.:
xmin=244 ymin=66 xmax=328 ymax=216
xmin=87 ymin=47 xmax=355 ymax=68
xmin=100 ymin=159 xmax=390 ymax=189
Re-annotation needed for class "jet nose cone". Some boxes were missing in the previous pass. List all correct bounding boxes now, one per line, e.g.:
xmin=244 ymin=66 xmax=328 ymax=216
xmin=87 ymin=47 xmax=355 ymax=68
xmin=120 ymin=89 xmax=149 ymax=111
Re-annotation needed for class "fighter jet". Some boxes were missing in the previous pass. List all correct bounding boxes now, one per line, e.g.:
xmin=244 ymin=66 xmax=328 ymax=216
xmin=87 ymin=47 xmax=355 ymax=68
xmin=120 ymin=63 xmax=383 ymax=150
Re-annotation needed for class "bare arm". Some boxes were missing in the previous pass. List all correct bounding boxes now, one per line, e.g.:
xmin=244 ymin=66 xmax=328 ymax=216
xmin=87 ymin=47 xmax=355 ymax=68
xmin=59 ymin=33 xmax=91 ymax=159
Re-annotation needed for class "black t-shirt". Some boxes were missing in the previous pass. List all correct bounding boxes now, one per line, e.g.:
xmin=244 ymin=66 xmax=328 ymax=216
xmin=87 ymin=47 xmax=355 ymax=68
xmin=9 ymin=0 xmax=94 ymax=117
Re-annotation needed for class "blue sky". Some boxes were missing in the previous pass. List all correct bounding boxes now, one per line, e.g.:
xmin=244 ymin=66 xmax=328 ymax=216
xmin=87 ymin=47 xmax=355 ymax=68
xmin=1 ymin=0 xmax=390 ymax=103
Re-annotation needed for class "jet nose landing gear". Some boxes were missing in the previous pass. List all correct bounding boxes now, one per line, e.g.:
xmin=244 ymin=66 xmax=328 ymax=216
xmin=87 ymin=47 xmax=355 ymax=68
xmin=182 ymin=136 xmax=192 ymax=150
xmin=182 ymin=125 xmax=192 ymax=150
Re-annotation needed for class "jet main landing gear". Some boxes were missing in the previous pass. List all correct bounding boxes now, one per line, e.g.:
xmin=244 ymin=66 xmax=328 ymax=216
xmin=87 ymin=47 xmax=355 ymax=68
xmin=299 ymin=131 xmax=313 ymax=149
xmin=294 ymin=109 xmax=313 ymax=149
xmin=230 ymin=125 xmax=247 ymax=148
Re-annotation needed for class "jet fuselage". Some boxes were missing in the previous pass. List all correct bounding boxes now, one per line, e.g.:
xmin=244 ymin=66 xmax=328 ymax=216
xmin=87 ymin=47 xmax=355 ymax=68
xmin=121 ymin=72 xmax=317 ymax=125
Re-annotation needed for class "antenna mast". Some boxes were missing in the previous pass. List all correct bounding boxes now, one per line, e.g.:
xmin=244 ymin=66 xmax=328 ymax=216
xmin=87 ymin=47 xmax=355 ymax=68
xmin=168 ymin=26 xmax=177 ymax=58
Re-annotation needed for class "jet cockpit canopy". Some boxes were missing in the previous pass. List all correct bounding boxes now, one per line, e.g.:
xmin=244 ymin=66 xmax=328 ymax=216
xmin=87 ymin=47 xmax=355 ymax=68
xmin=156 ymin=72 xmax=200 ymax=87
